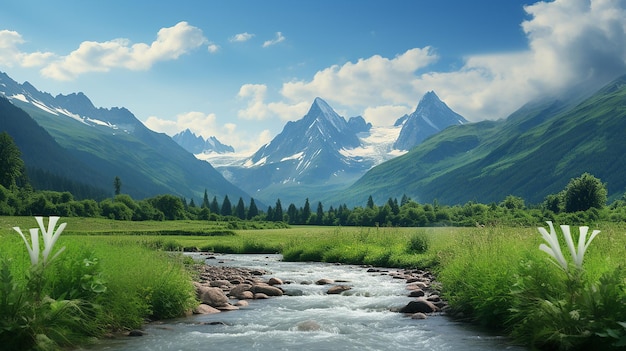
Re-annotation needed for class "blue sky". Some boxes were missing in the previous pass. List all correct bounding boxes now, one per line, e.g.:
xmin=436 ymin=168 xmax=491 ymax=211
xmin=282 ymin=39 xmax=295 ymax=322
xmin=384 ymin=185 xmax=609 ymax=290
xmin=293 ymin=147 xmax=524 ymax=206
xmin=2 ymin=0 xmax=626 ymax=153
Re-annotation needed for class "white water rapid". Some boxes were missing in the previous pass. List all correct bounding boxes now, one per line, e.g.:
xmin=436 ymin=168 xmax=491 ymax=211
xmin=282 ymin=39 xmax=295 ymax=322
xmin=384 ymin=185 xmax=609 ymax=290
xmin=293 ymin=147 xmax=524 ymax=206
xmin=83 ymin=254 xmax=525 ymax=351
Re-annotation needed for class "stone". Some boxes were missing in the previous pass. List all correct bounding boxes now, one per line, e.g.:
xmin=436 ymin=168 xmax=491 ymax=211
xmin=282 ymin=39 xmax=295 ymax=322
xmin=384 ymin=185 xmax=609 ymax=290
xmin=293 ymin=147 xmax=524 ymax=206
xmin=327 ymin=285 xmax=352 ymax=294
xmin=128 ymin=330 xmax=145 ymax=337
xmin=252 ymin=284 xmax=283 ymax=296
xmin=193 ymin=304 xmax=221 ymax=314
xmin=254 ymin=293 xmax=269 ymax=299
xmin=316 ymin=278 xmax=334 ymax=285
xmin=229 ymin=284 xmax=253 ymax=299
xmin=399 ymin=298 xmax=440 ymax=314
xmin=411 ymin=312 xmax=428 ymax=320
xmin=296 ymin=320 xmax=321 ymax=331
xmin=235 ymin=300 xmax=249 ymax=307
xmin=408 ymin=289 xmax=425 ymax=297
xmin=216 ymin=304 xmax=240 ymax=311
xmin=197 ymin=286 xmax=230 ymax=307
xmin=268 ymin=277 xmax=283 ymax=285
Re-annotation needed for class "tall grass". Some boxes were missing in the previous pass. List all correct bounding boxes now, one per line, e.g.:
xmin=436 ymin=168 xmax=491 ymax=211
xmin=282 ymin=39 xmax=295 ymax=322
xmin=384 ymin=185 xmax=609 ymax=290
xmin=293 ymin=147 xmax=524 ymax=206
xmin=0 ymin=219 xmax=197 ymax=350
xmin=435 ymin=224 xmax=626 ymax=350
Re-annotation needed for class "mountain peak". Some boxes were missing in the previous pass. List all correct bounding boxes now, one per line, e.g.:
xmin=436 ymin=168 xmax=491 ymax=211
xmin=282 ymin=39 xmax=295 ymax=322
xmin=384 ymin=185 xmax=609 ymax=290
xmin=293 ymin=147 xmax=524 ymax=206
xmin=393 ymin=91 xmax=467 ymax=151
xmin=309 ymin=97 xmax=336 ymax=117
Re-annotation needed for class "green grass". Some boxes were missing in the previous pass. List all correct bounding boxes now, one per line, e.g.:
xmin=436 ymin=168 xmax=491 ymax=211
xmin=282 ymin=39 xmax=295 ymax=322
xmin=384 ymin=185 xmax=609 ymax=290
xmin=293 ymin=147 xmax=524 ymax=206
xmin=1 ymin=216 xmax=625 ymax=350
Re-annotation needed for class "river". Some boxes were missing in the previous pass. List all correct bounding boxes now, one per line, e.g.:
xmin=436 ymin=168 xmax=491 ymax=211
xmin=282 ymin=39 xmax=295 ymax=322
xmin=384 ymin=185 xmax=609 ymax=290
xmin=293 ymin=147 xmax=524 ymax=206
xmin=83 ymin=254 xmax=525 ymax=351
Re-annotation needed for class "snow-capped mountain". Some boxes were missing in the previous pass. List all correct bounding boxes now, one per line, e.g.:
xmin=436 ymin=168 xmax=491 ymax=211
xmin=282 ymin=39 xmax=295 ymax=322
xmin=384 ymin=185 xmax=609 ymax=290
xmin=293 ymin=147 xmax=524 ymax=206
xmin=0 ymin=72 xmax=140 ymax=134
xmin=393 ymin=91 xmax=467 ymax=150
xmin=172 ymin=129 xmax=234 ymax=154
xmin=0 ymin=70 xmax=251 ymax=202
xmin=212 ymin=97 xmax=408 ymax=205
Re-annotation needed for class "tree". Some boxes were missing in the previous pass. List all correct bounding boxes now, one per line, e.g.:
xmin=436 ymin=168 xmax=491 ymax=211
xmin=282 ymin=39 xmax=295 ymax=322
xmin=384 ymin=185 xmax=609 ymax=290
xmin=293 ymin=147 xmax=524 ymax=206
xmin=316 ymin=201 xmax=324 ymax=224
xmin=247 ymin=198 xmax=259 ymax=219
xmin=235 ymin=197 xmax=246 ymax=219
xmin=563 ymin=173 xmax=607 ymax=212
xmin=287 ymin=203 xmax=298 ymax=224
xmin=210 ymin=196 xmax=220 ymax=214
xmin=113 ymin=176 xmax=122 ymax=195
xmin=202 ymin=189 xmax=210 ymax=208
xmin=274 ymin=199 xmax=283 ymax=221
xmin=0 ymin=132 xmax=26 ymax=188
xmin=366 ymin=195 xmax=375 ymax=209
xmin=302 ymin=198 xmax=311 ymax=224
xmin=221 ymin=195 xmax=232 ymax=216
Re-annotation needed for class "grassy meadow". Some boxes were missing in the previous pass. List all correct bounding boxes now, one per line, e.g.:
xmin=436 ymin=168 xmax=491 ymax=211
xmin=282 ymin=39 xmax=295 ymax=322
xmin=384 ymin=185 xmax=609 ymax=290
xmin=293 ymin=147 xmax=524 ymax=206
xmin=1 ymin=216 xmax=625 ymax=350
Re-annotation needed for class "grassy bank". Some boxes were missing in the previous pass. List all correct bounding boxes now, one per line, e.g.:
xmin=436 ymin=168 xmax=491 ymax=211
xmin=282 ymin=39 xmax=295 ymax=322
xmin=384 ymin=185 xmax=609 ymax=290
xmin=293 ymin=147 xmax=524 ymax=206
xmin=1 ymin=217 xmax=625 ymax=350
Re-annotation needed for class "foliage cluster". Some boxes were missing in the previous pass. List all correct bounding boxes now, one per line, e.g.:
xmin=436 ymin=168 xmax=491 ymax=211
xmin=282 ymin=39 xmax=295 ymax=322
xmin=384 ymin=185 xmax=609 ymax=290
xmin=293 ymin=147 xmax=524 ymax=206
xmin=435 ymin=225 xmax=626 ymax=350
xmin=0 ymin=172 xmax=621 ymax=231
xmin=0 ymin=221 xmax=197 ymax=351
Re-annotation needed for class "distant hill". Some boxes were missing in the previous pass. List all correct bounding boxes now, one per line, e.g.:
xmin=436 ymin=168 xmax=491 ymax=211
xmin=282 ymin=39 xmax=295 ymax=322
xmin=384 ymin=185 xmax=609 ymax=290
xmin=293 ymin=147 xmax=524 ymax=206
xmin=0 ymin=71 xmax=250 ymax=203
xmin=336 ymin=75 xmax=626 ymax=207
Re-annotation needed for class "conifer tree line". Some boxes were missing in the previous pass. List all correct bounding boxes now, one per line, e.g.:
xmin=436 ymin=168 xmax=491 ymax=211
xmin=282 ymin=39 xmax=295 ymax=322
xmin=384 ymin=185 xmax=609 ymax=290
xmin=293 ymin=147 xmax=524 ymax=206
xmin=2 ymin=131 xmax=624 ymax=226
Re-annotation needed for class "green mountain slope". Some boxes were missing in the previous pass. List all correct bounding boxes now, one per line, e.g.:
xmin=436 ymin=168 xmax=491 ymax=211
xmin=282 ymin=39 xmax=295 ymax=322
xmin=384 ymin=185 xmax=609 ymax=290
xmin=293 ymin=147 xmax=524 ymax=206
xmin=1 ymin=91 xmax=251 ymax=204
xmin=339 ymin=75 xmax=626 ymax=206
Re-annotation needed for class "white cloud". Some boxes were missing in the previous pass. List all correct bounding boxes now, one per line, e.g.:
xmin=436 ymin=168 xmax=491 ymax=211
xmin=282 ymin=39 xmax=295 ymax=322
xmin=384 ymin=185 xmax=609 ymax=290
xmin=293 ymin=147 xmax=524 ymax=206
xmin=246 ymin=0 xmax=626 ymax=125
xmin=262 ymin=32 xmax=285 ymax=48
xmin=207 ymin=43 xmax=220 ymax=53
xmin=143 ymin=111 xmax=272 ymax=154
xmin=230 ymin=32 xmax=254 ymax=42
xmin=363 ymin=105 xmax=413 ymax=126
xmin=39 ymin=21 xmax=207 ymax=80
xmin=237 ymin=83 xmax=309 ymax=121
xmin=237 ymin=83 xmax=270 ymax=120
xmin=0 ymin=29 xmax=56 ymax=67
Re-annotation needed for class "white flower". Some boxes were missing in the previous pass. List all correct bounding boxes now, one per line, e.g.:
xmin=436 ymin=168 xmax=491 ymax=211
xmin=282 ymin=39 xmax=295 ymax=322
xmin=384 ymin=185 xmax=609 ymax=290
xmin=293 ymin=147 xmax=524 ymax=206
xmin=36 ymin=216 xmax=66 ymax=265
xmin=537 ymin=221 xmax=600 ymax=272
xmin=13 ymin=227 xmax=41 ymax=266
xmin=12 ymin=216 xmax=67 ymax=266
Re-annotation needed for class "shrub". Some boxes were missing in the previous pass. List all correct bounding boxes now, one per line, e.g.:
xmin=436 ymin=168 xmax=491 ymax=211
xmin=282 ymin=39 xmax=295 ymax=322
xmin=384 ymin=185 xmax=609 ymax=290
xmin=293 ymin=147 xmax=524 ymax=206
xmin=407 ymin=231 xmax=430 ymax=254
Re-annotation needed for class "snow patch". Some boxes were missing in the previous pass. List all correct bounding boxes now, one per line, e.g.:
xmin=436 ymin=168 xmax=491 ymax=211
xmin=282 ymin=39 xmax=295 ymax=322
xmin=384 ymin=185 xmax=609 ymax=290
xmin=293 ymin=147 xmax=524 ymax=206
xmin=9 ymin=94 xmax=28 ymax=102
xmin=280 ymin=152 xmax=304 ymax=162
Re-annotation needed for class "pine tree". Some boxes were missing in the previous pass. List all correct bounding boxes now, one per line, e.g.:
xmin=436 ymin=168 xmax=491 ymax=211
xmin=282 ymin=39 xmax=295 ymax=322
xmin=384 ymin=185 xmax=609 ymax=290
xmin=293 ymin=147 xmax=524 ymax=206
xmin=113 ymin=176 xmax=122 ymax=195
xmin=366 ymin=195 xmax=375 ymax=209
xmin=235 ymin=197 xmax=246 ymax=219
xmin=202 ymin=189 xmax=210 ymax=208
xmin=287 ymin=203 xmax=298 ymax=224
xmin=221 ymin=195 xmax=232 ymax=216
xmin=316 ymin=201 xmax=324 ymax=225
xmin=0 ymin=132 xmax=26 ymax=188
xmin=210 ymin=196 xmax=220 ymax=213
xmin=247 ymin=198 xmax=259 ymax=219
xmin=274 ymin=199 xmax=283 ymax=222
xmin=302 ymin=198 xmax=311 ymax=224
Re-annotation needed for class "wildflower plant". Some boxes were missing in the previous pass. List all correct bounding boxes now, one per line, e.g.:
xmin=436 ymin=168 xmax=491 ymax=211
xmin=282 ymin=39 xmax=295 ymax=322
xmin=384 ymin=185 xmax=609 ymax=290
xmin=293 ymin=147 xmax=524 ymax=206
xmin=537 ymin=221 xmax=600 ymax=272
xmin=13 ymin=216 xmax=67 ymax=266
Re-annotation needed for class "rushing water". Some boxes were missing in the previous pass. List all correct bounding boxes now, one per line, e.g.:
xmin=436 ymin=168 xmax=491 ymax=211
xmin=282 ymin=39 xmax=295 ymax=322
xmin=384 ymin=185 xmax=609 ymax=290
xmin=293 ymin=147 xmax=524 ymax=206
xmin=84 ymin=254 xmax=525 ymax=351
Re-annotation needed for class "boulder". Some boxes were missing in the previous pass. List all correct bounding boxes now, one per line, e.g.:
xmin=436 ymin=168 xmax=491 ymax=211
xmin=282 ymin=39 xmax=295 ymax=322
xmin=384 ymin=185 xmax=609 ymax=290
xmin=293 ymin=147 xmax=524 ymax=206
xmin=411 ymin=312 xmax=428 ymax=320
xmin=327 ymin=285 xmax=352 ymax=294
xmin=235 ymin=300 xmax=249 ymax=307
xmin=408 ymin=289 xmax=425 ymax=297
xmin=316 ymin=278 xmax=334 ymax=285
xmin=254 ymin=293 xmax=269 ymax=299
xmin=399 ymin=298 xmax=440 ymax=314
xmin=252 ymin=284 xmax=283 ymax=296
xmin=229 ymin=284 xmax=253 ymax=299
xmin=268 ymin=277 xmax=283 ymax=285
xmin=197 ymin=286 xmax=230 ymax=307
xmin=193 ymin=304 xmax=221 ymax=314
xmin=296 ymin=320 xmax=321 ymax=331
